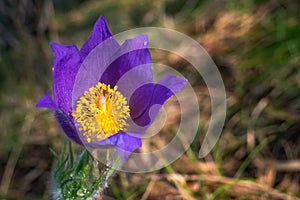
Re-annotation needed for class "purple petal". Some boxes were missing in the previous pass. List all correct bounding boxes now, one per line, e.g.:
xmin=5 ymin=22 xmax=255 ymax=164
xmin=152 ymin=75 xmax=187 ymax=103
xmin=72 ymin=37 xmax=120 ymax=107
xmin=80 ymin=16 xmax=114 ymax=59
xmin=51 ymin=43 xmax=81 ymax=114
xmin=90 ymin=132 xmax=142 ymax=161
xmin=129 ymin=83 xmax=154 ymax=121
xmin=36 ymin=93 xmax=82 ymax=144
xmin=54 ymin=109 xmax=83 ymax=145
xmin=36 ymin=93 xmax=58 ymax=109
xmin=100 ymin=34 xmax=152 ymax=87
xmin=130 ymin=75 xmax=187 ymax=127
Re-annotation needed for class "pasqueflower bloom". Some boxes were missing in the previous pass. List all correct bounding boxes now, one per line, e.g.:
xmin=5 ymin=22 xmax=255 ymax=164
xmin=36 ymin=16 xmax=186 ymax=160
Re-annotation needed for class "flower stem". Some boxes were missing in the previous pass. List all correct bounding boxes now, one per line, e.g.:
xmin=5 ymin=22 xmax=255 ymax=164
xmin=51 ymin=142 xmax=121 ymax=200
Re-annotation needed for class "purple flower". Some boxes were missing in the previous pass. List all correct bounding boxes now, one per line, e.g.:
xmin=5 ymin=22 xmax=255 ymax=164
xmin=36 ymin=16 xmax=187 ymax=160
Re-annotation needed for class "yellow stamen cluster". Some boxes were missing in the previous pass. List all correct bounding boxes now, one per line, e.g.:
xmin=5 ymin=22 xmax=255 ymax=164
xmin=72 ymin=83 xmax=130 ymax=143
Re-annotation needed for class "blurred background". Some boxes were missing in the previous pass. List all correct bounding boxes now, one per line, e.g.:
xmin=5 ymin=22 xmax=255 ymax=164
xmin=0 ymin=0 xmax=300 ymax=199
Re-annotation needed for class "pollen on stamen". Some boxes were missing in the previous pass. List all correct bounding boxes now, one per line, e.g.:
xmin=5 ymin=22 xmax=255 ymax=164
xmin=72 ymin=83 xmax=130 ymax=143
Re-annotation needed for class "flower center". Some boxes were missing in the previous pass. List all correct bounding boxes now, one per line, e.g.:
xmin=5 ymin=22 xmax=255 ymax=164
xmin=73 ymin=83 xmax=130 ymax=143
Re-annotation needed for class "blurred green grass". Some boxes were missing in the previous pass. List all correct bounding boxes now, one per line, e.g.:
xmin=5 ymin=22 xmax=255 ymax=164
xmin=0 ymin=0 xmax=300 ymax=199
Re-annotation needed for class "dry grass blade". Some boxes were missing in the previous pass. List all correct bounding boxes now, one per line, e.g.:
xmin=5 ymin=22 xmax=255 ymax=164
xmin=253 ymin=156 xmax=300 ymax=172
xmin=150 ymin=174 xmax=299 ymax=200
xmin=167 ymin=174 xmax=196 ymax=200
